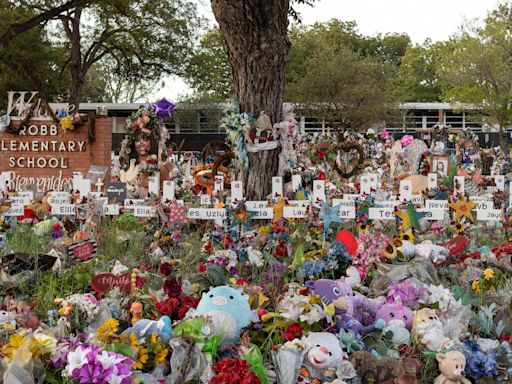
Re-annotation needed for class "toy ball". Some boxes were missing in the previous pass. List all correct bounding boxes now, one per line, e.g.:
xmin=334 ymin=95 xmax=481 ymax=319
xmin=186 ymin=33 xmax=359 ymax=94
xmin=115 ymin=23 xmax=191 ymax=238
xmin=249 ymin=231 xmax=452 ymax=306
xmin=335 ymin=230 xmax=358 ymax=255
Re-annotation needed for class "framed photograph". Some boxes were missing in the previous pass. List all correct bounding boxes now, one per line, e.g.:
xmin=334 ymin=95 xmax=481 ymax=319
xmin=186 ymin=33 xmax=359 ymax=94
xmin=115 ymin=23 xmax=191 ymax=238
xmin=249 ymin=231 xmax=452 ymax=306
xmin=432 ymin=155 xmax=449 ymax=178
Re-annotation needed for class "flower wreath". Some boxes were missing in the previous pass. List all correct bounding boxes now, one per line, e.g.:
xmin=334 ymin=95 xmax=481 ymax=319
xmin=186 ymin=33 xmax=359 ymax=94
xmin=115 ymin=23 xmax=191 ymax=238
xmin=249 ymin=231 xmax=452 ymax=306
xmin=119 ymin=105 xmax=163 ymax=174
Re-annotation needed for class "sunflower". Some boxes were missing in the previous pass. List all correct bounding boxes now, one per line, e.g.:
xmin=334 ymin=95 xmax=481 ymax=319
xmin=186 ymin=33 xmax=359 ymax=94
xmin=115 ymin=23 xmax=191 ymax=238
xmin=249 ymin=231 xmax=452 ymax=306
xmin=132 ymin=346 xmax=149 ymax=369
xmin=357 ymin=223 xmax=371 ymax=233
xmin=154 ymin=344 xmax=169 ymax=366
xmin=399 ymin=231 xmax=415 ymax=243
xmin=382 ymin=243 xmax=397 ymax=260
xmin=454 ymin=222 xmax=465 ymax=234
xmin=392 ymin=238 xmax=403 ymax=248
xmin=95 ymin=319 xmax=119 ymax=343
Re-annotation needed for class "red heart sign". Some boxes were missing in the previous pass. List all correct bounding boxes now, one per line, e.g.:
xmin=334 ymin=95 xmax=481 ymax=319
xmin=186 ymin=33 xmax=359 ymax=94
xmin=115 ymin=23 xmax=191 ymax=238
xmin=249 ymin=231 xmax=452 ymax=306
xmin=67 ymin=240 xmax=97 ymax=262
xmin=91 ymin=272 xmax=131 ymax=294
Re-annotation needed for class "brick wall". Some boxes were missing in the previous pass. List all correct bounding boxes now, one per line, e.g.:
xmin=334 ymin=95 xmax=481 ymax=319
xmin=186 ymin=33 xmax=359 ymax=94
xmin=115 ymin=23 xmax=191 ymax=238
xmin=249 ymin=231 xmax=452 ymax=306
xmin=0 ymin=117 xmax=112 ymax=190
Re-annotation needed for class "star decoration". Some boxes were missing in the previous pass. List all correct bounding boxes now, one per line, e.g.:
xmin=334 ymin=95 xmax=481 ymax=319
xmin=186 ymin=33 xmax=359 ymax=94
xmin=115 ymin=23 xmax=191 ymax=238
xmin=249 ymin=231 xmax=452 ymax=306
xmin=319 ymin=201 xmax=344 ymax=233
xmin=230 ymin=203 xmax=255 ymax=229
xmin=168 ymin=200 xmax=187 ymax=226
xmin=395 ymin=203 xmax=424 ymax=230
xmin=450 ymin=198 xmax=477 ymax=222
xmin=271 ymin=198 xmax=288 ymax=223
xmin=152 ymin=97 xmax=176 ymax=120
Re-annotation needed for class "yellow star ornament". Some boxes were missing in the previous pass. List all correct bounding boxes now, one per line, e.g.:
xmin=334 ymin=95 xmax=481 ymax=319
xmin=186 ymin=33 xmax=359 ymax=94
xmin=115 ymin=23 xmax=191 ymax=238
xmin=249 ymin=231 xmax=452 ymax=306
xmin=449 ymin=199 xmax=477 ymax=222
xmin=271 ymin=198 xmax=288 ymax=223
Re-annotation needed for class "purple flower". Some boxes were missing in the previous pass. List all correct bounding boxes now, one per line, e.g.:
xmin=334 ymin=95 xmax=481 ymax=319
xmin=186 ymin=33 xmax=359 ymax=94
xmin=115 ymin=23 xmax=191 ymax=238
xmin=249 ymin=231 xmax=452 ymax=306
xmin=387 ymin=281 xmax=426 ymax=309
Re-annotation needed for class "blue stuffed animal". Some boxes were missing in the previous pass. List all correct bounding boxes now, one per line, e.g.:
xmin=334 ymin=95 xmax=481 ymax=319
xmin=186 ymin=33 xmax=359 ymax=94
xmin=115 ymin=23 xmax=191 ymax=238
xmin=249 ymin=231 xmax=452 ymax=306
xmin=122 ymin=315 xmax=173 ymax=344
xmin=186 ymin=286 xmax=255 ymax=343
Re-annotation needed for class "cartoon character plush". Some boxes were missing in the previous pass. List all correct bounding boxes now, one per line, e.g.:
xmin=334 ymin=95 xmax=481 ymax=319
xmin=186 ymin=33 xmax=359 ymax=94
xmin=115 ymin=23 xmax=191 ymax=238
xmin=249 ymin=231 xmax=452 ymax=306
xmin=306 ymin=279 xmax=384 ymax=334
xmin=373 ymin=303 xmax=414 ymax=347
xmin=298 ymin=332 xmax=349 ymax=383
xmin=434 ymin=351 xmax=471 ymax=384
xmin=186 ymin=286 xmax=255 ymax=343
xmin=122 ymin=315 xmax=173 ymax=344
xmin=412 ymin=308 xmax=451 ymax=351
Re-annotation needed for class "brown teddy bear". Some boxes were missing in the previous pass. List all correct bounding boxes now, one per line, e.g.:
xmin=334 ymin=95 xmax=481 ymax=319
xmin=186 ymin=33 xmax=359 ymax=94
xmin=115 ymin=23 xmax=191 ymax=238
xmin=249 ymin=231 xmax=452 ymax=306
xmin=412 ymin=308 xmax=451 ymax=351
xmin=434 ymin=351 xmax=471 ymax=384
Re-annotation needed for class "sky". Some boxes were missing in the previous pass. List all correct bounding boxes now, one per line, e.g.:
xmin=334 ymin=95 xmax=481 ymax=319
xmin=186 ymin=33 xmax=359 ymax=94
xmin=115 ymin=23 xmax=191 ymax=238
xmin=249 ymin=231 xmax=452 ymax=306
xmin=152 ymin=0 xmax=500 ymax=101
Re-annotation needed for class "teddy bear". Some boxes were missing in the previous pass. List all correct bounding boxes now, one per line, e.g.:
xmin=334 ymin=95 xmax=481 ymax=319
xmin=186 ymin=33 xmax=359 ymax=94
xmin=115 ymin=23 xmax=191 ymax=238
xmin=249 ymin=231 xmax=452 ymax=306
xmin=297 ymin=332 xmax=351 ymax=383
xmin=306 ymin=279 xmax=385 ymax=334
xmin=412 ymin=308 xmax=451 ymax=351
xmin=372 ymin=303 xmax=414 ymax=347
xmin=434 ymin=351 xmax=471 ymax=384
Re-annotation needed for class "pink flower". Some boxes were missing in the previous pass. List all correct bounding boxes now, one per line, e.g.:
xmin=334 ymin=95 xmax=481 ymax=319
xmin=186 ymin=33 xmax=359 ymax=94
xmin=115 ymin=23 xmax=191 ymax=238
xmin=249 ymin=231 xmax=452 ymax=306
xmin=400 ymin=135 xmax=414 ymax=147
xmin=379 ymin=130 xmax=390 ymax=140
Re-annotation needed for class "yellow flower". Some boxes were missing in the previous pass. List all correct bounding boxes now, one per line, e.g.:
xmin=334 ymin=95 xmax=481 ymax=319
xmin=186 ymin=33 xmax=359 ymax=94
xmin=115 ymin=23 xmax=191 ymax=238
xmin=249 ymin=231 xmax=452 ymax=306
xmin=357 ymin=223 xmax=371 ymax=233
xmin=483 ymin=268 xmax=495 ymax=281
xmin=129 ymin=332 xmax=139 ymax=347
xmin=308 ymin=295 xmax=322 ymax=305
xmin=382 ymin=243 xmax=397 ymax=260
xmin=150 ymin=333 xmax=158 ymax=344
xmin=472 ymin=280 xmax=481 ymax=293
xmin=154 ymin=345 xmax=169 ymax=366
xmin=454 ymin=223 xmax=465 ymax=234
xmin=95 ymin=319 xmax=119 ymax=343
xmin=29 ymin=334 xmax=57 ymax=358
xmin=400 ymin=231 xmax=415 ymax=243
xmin=132 ymin=346 xmax=148 ymax=369
xmin=257 ymin=226 xmax=270 ymax=237
xmin=60 ymin=116 xmax=74 ymax=131
xmin=2 ymin=333 xmax=27 ymax=363
xmin=392 ymin=238 xmax=403 ymax=248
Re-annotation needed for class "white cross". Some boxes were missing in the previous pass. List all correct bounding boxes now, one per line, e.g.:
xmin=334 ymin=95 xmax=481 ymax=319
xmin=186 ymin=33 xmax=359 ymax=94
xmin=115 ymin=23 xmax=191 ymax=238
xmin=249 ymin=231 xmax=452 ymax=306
xmin=95 ymin=177 xmax=104 ymax=192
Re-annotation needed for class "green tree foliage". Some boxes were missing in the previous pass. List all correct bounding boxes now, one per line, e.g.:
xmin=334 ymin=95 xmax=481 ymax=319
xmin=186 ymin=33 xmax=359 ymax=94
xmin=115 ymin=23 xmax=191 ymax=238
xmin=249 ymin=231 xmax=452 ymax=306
xmin=392 ymin=40 xmax=443 ymax=102
xmin=434 ymin=4 xmax=512 ymax=145
xmin=287 ymin=42 xmax=396 ymax=130
xmin=285 ymin=20 xmax=405 ymax=129
xmin=185 ymin=19 xmax=411 ymax=107
xmin=0 ymin=0 xmax=200 ymax=107
xmin=183 ymin=27 xmax=232 ymax=101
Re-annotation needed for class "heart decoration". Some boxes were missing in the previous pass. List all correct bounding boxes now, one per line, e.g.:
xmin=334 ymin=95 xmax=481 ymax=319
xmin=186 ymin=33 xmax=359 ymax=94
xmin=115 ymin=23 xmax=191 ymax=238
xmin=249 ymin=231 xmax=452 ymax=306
xmin=67 ymin=240 xmax=97 ymax=262
xmin=333 ymin=142 xmax=367 ymax=179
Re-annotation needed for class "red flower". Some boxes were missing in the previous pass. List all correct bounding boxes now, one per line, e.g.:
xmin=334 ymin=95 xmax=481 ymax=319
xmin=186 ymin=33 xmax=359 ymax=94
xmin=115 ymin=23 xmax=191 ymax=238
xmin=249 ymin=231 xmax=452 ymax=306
xmin=163 ymin=277 xmax=182 ymax=298
xmin=318 ymin=152 xmax=326 ymax=160
xmin=283 ymin=323 xmax=303 ymax=341
xmin=159 ymin=262 xmax=174 ymax=276
xmin=210 ymin=358 xmax=261 ymax=384
xmin=156 ymin=298 xmax=179 ymax=317
xmin=197 ymin=262 xmax=206 ymax=273
xmin=175 ymin=296 xmax=200 ymax=320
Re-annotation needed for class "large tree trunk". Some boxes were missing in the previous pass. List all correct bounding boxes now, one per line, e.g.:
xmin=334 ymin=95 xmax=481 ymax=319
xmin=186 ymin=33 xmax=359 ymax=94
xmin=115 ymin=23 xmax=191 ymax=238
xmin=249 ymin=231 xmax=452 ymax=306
xmin=211 ymin=0 xmax=291 ymax=199
xmin=66 ymin=6 xmax=84 ymax=112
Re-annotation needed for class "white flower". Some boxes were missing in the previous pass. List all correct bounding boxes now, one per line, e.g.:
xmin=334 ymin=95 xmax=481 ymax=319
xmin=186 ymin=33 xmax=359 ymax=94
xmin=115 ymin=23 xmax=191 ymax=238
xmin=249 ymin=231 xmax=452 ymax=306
xmin=66 ymin=347 xmax=88 ymax=375
xmin=248 ymin=248 xmax=264 ymax=267
xmin=97 ymin=351 xmax=116 ymax=370
xmin=337 ymin=360 xmax=357 ymax=379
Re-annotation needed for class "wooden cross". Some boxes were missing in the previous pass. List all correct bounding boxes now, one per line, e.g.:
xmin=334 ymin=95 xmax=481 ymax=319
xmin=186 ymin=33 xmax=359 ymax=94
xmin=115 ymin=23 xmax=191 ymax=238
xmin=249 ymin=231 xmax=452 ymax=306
xmin=95 ymin=177 xmax=104 ymax=192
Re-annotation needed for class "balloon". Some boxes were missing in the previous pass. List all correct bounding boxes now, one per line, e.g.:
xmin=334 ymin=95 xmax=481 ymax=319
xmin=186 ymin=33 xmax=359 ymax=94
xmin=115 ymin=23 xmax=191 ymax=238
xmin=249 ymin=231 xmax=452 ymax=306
xmin=335 ymin=230 xmax=358 ymax=255
xmin=152 ymin=97 xmax=176 ymax=120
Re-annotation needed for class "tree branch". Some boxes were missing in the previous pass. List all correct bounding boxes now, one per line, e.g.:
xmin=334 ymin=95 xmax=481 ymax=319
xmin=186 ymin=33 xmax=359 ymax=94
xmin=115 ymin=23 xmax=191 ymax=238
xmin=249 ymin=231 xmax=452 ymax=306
xmin=0 ymin=0 xmax=92 ymax=55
